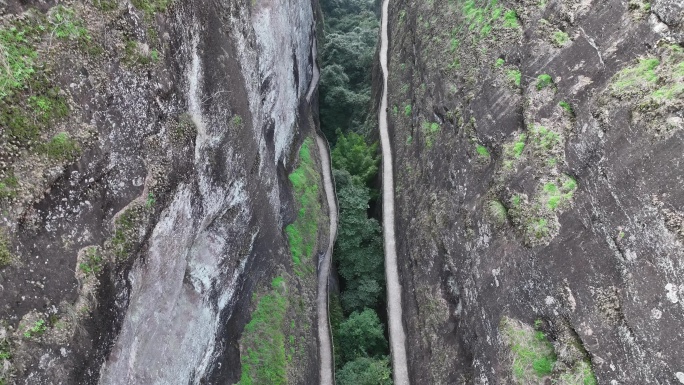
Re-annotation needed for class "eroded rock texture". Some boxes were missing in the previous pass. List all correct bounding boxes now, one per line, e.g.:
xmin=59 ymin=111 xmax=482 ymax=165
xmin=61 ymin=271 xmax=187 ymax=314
xmin=384 ymin=0 xmax=684 ymax=383
xmin=0 ymin=0 xmax=326 ymax=383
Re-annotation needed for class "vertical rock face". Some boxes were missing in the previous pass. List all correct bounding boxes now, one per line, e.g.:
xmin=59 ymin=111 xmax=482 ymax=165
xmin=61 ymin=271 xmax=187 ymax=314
xmin=384 ymin=0 xmax=684 ymax=384
xmin=0 ymin=0 xmax=324 ymax=384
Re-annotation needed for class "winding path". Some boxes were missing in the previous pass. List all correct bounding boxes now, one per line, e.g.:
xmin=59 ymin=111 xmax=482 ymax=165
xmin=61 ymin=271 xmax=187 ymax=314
xmin=316 ymin=135 xmax=338 ymax=385
xmin=378 ymin=0 xmax=410 ymax=384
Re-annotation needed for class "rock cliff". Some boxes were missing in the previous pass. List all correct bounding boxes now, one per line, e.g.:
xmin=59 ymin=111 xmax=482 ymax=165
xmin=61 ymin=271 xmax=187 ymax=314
xmin=383 ymin=0 xmax=684 ymax=383
xmin=0 ymin=0 xmax=328 ymax=383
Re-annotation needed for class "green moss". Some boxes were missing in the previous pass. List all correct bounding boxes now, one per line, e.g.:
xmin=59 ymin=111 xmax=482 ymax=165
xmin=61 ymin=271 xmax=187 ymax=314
xmin=238 ymin=277 xmax=288 ymax=385
xmin=526 ymin=217 xmax=549 ymax=240
xmin=495 ymin=58 xmax=505 ymax=68
xmin=536 ymin=74 xmax=553 ymax=90
xmin=286 ymin=139 xmax=321 ymax=272
xmin=507 ymin=69 xmax=521 ymax=87
xmin=23 ymin=319 xmax=47 ymax=339
xmin=404 ymin=104 xmax=412 ymax=116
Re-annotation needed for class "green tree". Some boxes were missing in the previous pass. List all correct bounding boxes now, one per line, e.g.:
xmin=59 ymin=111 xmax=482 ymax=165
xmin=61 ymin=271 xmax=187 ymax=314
xmin=331 ymin=131 xmax=379 ymax=187
xmin=333 ymin=169 xmax=384 ymax=312
xmin=336 ymin=356 xmax=393 ymax=385
xmin=337 ymin=308 xmax=388 ymax=364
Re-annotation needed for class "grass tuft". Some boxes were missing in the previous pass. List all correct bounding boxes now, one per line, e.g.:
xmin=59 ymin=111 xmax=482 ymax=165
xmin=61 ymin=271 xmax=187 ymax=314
xmin=536 ymin=74 xmax=553 ymax=90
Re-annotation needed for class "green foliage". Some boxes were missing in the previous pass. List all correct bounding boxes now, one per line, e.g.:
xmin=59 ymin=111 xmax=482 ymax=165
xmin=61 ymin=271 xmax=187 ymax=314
xmin=331 ymin=131 xmax=379 ymax=187
xmin=39 ymin=132 xmax=80 ymax=160
xmin=94 ymin=0 xmax=118 ymax=11
xmin=502 ymin=317 xmax=557 ymax=383
xmin=337 ymin=308 xmax=388 ymax=364
xmin=111 ymin=208 xmax=137 ymax=259
xmin=503 ymin=10 xmax=520 ymax=28
xmin=23 ymin=319 xmax=47 ymax=338
xmin=552 ymin=31 xmax=569 ymax=47
xmin=48 ymin=6 xmax=90 ymax=42
xmin=559 ymin=101 xmax=574 ymax=115
xmin=131 ymin=0 xmax=171 ymax=16
xmin=422 ymin=121 xmax=441 ymax=148
xmin=476 ymin=145 xmax=490 ymax=158
xmin=333 ymin=169 xmax=384 ymax=312
xmin=558 ymin=360 xmax=597 ymax=385
xmin=504 ymin=133 xmax=526 ymax=161
xmin=79 ymin=247 xmax=103 ymax=276
xmin=0 ymin=174 xmax=19 ymax=200
xmin=495 ymin=58 xmax=505 ymax=68
xmin=488 ymin=200 xmax=507 ymax=224
xmin=0 ymin=231 xmax=12 ymax=267
xmin=529 ymin=125 xmax=560 ymax=152
xmin=238 ymin=277 xmax=288 ymax=385
xmin=145 ymin=192 xmax=156 ymax=208
xmin=612 ymin=58 xmax=659 ymax=91
xmin=404 ymin=104 xmax=412 ymax=116
xmin=526 ymin=217 xmax=549 ymax=240
xmin=507 ymin=69 xmax=521 ymax=87
xmin=286 ymin=139 xmax=321 ymax=272
xmin=536 ymin=74 xmax=553 ymax=90
xmin=319 ymin=3 xmax=378 ymax=142
xmin=336 ymin=356 xmax=393 ymax=385
xmin=0 ymin=24 xmax=39 ymax=99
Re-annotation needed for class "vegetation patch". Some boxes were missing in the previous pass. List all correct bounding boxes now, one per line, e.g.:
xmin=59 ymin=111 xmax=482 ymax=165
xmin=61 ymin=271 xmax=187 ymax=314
xmin=0 ymin=231 xmax=12 ymax=267
xmin=495 ymin=58 xmax=505 ymax=68
xmin=79 ymin=247 xmax=103 ymax=276
xmin=559 ymin=101 xmax=574 ymax=116
xmin=552 ymin=30 xmax=569 ymax=47
xmin=238 ymin=277 xmax=288 ymax=385
xmin=39 ymin=132 xmax=80 ymax=160
xmin=487 ymin=200 xmax=507 ymax=225
xmin=611 ymin=57 xmax=660 ymax=94
xmin=285 ymin=138 xmax=322 ymax=274
xmin=131 ymin=0 xmax=171 ymax=17
xmin=421 ymin=121 xmax=441 ymax=148
xmin=507 ymin=69 xmax=522 ymax=87
xmin=536 ymin=74 xmax=554 ymax=90
xmin=501 ymin=317 xmax=557 ymax=383
xmin=0 ymin=174 xmax=19 ymax=201
xmin=23 ymin=319 xmax=47 ymax=339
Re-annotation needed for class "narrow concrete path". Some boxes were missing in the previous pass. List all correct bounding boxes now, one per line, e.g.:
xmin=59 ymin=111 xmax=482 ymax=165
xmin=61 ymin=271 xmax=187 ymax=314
xmin=316 ymin=134 xmax=337 ymax=385
xmin=378 ymin=0 xmax=410 ymax=384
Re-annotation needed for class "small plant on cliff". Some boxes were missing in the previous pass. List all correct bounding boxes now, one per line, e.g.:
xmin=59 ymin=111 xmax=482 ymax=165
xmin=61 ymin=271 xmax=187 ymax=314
xmin=488 ymin=200 xmax=508 ymax=225
xmin=23 ymin=319 xmax=47 ymax=339
xmin=48 ymin=6 xmax=90 ymax=42
xmin=507 ymin=69 xmax=522 ymax=87
xmin=404 ymin=104 xmax=412 ymax=116
xmin=536 ymin=74 xmax=554 ymax=90
xmin=0 ymin=174 xmax=19 ymax=200
xmin=40 ymin=132 xmax=80 ymax=160
xmin=559 ymin=101 xmax=574 ymax=115
xmin=503 ymin=10 xmax=520 ymax=28
xmin=476 ymin=144 xmax=490 ymax=158
xmin=79 ymin=247 xmax=103 ymax=276
xmin=612 ymin=58 xmax=659 ymax=92
xmin=552 ymin=30 xmax=569 ymax=47
xmin=495 ymin=58 xmax=505 ymax=68
xmin=501 ymin=317 xmax=557 ymax=383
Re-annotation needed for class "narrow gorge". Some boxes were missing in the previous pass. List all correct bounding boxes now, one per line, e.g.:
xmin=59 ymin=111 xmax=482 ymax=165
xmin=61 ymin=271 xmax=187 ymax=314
xmin=0 ymin=0 xmax=683 ymax=384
